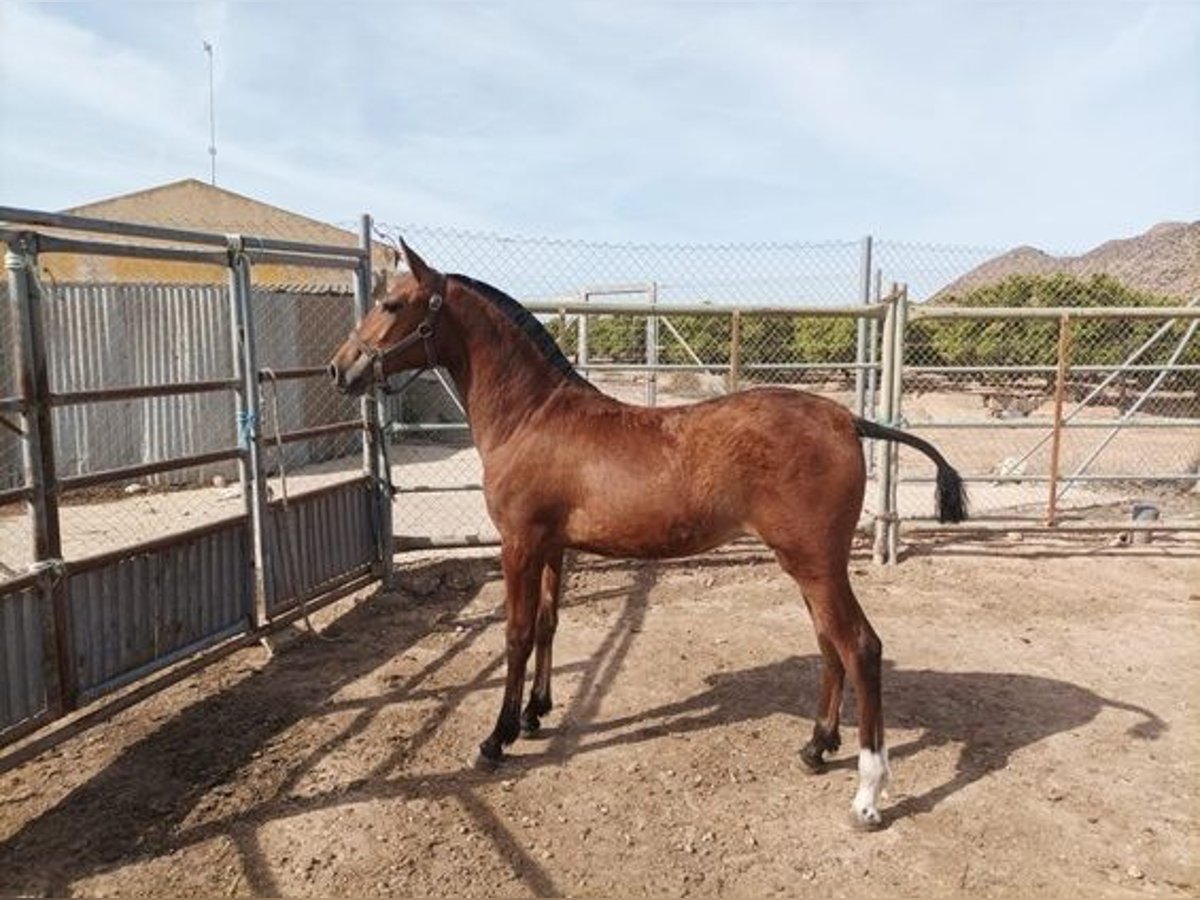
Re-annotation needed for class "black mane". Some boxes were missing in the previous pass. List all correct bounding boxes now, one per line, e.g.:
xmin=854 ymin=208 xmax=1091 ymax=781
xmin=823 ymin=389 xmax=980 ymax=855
xmin=450 ymin=274 xmax=592 ymax=387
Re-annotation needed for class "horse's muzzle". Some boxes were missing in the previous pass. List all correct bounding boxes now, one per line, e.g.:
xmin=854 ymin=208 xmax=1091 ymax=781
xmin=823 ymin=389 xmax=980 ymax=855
xmin=328 ymin=353 xmax=372 ymax=396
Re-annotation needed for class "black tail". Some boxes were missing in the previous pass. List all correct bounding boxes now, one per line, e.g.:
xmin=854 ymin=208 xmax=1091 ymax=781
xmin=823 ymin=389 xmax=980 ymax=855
xmin=854 ymin=418 xmax=968 ymax=524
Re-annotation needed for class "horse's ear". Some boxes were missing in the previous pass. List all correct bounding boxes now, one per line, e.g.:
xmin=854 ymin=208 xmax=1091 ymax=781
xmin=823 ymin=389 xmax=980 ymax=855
xmin=371 ymin=267 xmax=391 ymax=301
xmin=399 ymin=238 xmax=438 ymax=289
xmin=369 ymin=245 xmax=400 ymax=300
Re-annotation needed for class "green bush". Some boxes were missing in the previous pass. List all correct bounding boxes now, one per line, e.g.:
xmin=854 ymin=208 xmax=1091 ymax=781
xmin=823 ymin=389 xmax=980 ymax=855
xmin=915 ymin=274 xmax=1197 ymax=387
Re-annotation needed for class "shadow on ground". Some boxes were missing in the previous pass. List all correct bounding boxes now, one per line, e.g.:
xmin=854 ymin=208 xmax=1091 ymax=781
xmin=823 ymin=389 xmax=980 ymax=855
xmin=0 ymin=554 xmax=1165 ymax=896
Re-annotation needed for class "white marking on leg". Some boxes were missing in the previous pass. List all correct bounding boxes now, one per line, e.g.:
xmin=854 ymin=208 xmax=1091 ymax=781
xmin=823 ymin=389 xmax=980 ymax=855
xmin=852 ymin=746 xmax=890 ymax=827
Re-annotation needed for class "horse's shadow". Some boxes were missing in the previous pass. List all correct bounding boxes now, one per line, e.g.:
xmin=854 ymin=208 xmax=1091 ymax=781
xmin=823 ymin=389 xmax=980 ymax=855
xmin=531 ymin=653 xmax=1166 ymax=820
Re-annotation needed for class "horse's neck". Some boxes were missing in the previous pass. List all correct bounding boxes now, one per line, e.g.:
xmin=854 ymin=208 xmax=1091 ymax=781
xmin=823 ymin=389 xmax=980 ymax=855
xmin=441 ymin=300 xmax=583 ymax=455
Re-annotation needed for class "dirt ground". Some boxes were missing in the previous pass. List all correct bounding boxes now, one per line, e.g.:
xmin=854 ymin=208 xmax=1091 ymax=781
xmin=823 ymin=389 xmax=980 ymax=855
xmin=1 ymin=534 xmax=1197 ymax=898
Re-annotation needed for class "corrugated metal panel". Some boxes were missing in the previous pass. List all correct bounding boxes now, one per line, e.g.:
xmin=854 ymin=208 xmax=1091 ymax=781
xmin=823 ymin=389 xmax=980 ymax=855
xmin=1 ymin=282 xmax=361 ymax=490
xmin=0 ymin=581 xmax=48 ymax=734
xmin=43 ymin=283 xmax=241 ymax=485
xmin=265 ymin=479 xmax=374 ymax=615
xmin=68 ymin=520 xmax=251 ymax=696
xmin=1 ymin=283 xmax=24 ymax=493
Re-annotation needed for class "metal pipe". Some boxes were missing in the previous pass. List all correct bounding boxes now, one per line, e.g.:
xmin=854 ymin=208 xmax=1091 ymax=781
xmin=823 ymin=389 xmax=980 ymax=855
xmin=224 ymin=255 xmax=256 ymax=628
xmin=235 ymin=250 xmax=361 ymax=270
xmin=897 ymin=521 xmax=1200 ymax=534
xmin=1045 ymin=315 xmax=1073 ymax=526
xmin=58 ymin=447 xmax=243 ymax=491
xmin=255 ymin=366 xmax=329 ymax=382
xmin=232 ymin=254 xmax=270 ymax=626
xmin=873 ymin=295 xmax=897 ymax=564
xmin=271 ymin=420 xmax=362 ymax=445
xmin=357 ymin=213 xmax=394 ymax=588
xmin=894 ymin=363 xmax=1200 ymax=375
xmin=528 ymin=299 xmax=890 ymax=318
xmin=729 ymin=310 xmax=742 ymax=392
xmin=0 ymin=485 xmax=32 ymax=505
xmin=903 ymin=472 xmax=1198 ymax=485
xmin=577 ymin=290 xmax=591 ymax=378
xmin=880 ymin=418 xmax=1199 ymax=430
xmin=50 ymin=378 xmax=239 ymax=406
xmin=910 ymin=305 xmax=1200 ymax=321
xmin=7 ymin=236 xmax=72 ymax=712
xmin=0 ymin=205 xmax=368 ymax=260
xmin=855 ymin=235 xmax=873 ymax=417
xmin=646 ymin=281 xmax=658 ymax=406
xmin=31 ymin=235 xmax=229 ymax=267
xmin=887 ymin=287 xmax=909 ymax=563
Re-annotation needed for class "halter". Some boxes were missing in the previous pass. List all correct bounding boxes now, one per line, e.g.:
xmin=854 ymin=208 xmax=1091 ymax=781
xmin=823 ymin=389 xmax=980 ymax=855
xmin=348 ymin=288 xmax=444 ymax=390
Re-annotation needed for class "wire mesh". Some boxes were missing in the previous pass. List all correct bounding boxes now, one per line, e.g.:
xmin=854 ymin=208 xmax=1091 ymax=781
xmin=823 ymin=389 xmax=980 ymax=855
xmin=249 ymin=280 xmax=364 ymax=500
xmin=369 ymin=224 xmax=1197 ymax=544
xmin=898 ymin=298 xmax=1199 ymax=524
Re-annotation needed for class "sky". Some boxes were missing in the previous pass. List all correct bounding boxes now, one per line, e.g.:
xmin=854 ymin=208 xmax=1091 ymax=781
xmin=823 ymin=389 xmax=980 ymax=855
xmin=0 ymin=1 xmax=1197 ymax=254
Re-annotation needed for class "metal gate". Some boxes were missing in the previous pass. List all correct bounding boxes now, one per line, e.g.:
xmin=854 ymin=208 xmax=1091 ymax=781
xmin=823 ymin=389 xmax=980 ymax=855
xmin=0 ymin=207 xmax=395 ymax=748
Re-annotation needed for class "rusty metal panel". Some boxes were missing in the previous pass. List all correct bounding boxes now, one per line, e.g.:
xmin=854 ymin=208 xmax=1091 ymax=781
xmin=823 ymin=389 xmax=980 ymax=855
xmin=0 ymin=579 xmax=47 ymax=735
xmin=67 ymin=519 xmax=251 ymax=698
xmin=265 ymin=479 xmax=374 ymax=616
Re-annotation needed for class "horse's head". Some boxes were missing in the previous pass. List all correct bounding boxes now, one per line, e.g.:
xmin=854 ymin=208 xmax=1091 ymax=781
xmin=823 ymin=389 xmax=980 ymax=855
xmin=328 ymin=240 xmax=447 ymax=395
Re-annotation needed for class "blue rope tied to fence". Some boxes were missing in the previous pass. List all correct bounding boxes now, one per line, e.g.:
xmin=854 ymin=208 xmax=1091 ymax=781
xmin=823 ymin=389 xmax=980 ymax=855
xmin=236 ymin=410 xmax=258 ymax=447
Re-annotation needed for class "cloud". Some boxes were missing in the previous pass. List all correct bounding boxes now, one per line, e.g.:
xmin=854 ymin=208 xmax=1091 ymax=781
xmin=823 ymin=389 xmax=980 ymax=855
xmin=1 ymin=1 xmax=1196 ymax=249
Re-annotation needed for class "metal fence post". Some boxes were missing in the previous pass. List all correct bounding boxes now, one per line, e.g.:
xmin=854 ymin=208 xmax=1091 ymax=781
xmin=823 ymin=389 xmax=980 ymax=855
xmin=7 ymin=235 xmax=73 ymax=711
xmin=855 ymin=236 xmax=873 ymax=418
xmin=1046 ymin=313 xmax=1073 ymax=526
xmin=577 ymin=290 xmax=590 ymax=378
xmin=645 ymin=281 xmax=658 ymax=406
xmin=872 ymin=291 xmax=897 ymax=564
xmin=865 ymin=267 xmax=883 ymax=477
xmin=356 ymin=214 xmax=394 ymax=587
xmin=228 ymin=248 xmax=271 ymax=626
xmin=729 ymin=310 xmax=742 ymax=392
xmin=887 ymin=285 xmax=910 ymax=562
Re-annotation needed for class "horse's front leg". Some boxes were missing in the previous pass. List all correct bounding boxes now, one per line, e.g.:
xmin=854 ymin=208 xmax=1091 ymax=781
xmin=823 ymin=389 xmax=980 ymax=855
xmin=522 ymin=547 xmax=564 ymax=736
xmin=476 ymin=537 xmax=543 ymax=768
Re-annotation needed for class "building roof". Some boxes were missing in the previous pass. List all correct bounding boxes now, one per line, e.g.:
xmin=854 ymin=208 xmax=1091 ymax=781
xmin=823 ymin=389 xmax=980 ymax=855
xmin=21 ymin=178 xmax=387 ymax=289
xmin=65 ymin=178 xmax=363 ymax=249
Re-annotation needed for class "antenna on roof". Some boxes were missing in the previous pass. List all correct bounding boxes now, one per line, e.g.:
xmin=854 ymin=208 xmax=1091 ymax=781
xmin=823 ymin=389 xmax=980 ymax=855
xmin=202 ymin=40 xmax=217 ymax=185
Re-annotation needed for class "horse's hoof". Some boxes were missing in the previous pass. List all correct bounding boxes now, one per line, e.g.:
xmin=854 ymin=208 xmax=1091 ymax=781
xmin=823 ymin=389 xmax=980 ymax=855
xmin=520 ymin=714 xmax=541 ymax=737
xmin=799 ymin=745 xmax=827 ymax=774
xmin=474 ymin=747 xmax=503 ymax=772
xmin=849 ymin=807 xmax=886 ymax=832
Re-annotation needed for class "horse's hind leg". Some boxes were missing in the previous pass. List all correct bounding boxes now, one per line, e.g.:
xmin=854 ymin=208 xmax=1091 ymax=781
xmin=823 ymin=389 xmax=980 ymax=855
xmin=783 ymin=559 xmax=890 ymax=828
xmin=799 ymin=633 xmax=845 ymax=772
xmin=522 ymin=547 xmax=564 ymax=736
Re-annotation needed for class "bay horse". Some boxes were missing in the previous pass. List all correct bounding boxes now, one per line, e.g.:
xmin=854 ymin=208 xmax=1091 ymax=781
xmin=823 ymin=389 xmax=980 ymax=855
xmin=328 ymin=242 xmax=967 ymax=828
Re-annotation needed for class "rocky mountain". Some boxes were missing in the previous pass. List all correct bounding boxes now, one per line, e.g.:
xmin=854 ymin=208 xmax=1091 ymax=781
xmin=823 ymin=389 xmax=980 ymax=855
xmin=936 ymin=221 xmax=1200 ymax=301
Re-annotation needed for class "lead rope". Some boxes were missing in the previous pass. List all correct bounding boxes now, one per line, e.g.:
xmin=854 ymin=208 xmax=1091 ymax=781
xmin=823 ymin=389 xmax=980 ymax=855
xmin=262 ymin=367 xmax=343 ymax=643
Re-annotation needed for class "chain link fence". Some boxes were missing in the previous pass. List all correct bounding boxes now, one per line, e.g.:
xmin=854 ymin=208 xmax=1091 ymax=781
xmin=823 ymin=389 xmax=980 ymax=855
xmin=368 ymin=224 xmax=1198 ymax=552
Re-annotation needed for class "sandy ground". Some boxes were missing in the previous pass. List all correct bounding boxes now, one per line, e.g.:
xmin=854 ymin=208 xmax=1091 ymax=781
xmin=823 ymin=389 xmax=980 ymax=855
xmin=1 ymin=534 xmax=1197 ymax=898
